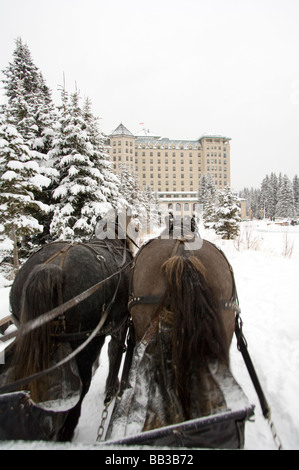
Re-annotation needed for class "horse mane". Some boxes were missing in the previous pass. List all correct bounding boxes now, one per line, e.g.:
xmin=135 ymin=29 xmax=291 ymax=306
xmin=8 ymin=264 xmax=63 ymax=402
xmin=161 ymin=254 xmax=229 ymax=418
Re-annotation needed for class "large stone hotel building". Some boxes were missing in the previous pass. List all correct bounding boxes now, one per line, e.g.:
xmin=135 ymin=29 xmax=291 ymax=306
xmin=107 ymin=123 xmax=231 ymax=216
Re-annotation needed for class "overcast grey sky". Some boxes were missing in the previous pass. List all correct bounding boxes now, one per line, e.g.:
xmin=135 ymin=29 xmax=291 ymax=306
xmin=1 ymin=0 xmax=298 ymax=190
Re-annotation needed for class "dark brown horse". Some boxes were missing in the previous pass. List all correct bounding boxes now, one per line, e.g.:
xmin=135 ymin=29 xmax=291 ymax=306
xmin=1 ymin=236 xmax=133 ymax=441
xmin=123 ymin=228 xmax=239 ymax=432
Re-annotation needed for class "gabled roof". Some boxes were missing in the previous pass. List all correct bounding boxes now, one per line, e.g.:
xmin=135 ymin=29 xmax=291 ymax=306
xmin=110 ymin=123 xmax=134 ymax=137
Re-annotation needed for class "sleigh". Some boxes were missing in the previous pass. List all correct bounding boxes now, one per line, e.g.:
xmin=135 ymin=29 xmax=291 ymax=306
xmin=0 ymin=336 xmax=254 ymax=448
xmin=0 ymin=328 xmax=83 ymax=441
xmin=0 ymin=309 xmax=278 ymax=449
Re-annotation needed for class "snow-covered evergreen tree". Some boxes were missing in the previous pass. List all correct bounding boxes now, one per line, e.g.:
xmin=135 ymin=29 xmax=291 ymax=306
xmin=0 ymin=114 xmax=50 ymax=266
xmin=275 ymin=174 xmax=295 ymax=218
xmin=213 ymin=186 xmax=241 ymax=239
xmin=198 ymin=174 xmax=217 ymax=227
xmin=82 ymin=97 xmax=120 ymax=206
xmin=239 ymin=187 xmax=261 ymax=219
xmin=49 ymin=90 xmax=120 ymax=241
xmin=2 ymin=38 xmax=56 ymax=155
xmin=198 ymin=174 xmax=217 ymax=205
xmin=142 ymin=185 xmax=161 ymax=232
xmin=293 ymin=175 xmax=299 ymax=216
xmin=118 ymin=163 xmax=144 ymax=213
xmin=2 ymin=38 xmax=57 ymax=246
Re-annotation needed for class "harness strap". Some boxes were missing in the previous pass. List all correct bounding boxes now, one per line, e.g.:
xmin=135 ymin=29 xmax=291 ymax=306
xmin=235 ymin=313 xmax=271 ymax=419
xmin=128 ymin=295 xmax=161 ymax=311
xmin=104 ymin=316 xmax=131 ymax=405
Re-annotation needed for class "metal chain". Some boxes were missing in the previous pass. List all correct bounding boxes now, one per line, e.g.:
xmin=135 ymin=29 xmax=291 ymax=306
xmin=96 ymin=400 xmax=111 ymax=442
xmin=267 ymin=414 xmax=283 ymax=450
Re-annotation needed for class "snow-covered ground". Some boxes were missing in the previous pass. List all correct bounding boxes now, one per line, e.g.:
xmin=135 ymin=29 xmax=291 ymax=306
xmin=1 ymin=220 xmax=298 ymax=450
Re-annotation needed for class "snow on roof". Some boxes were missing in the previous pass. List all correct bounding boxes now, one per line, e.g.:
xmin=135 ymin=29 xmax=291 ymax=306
xmin=110 ymin=123 xmax=134 ymax=137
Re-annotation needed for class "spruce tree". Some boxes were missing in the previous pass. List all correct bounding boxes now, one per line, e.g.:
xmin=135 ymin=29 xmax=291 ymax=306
xmin=0 ymin=114 xmax=50 ymax=267
xmin=275 ymin=174 xmax=295 ymax=218
xmin=2 ymin=38 xmax=57 ymax=245
xmin=213 ymin=186 xmax=241 ymax=239
xmin=118 ymin=163 xmax=145 ymax=213
xmin=293 ymin=175 xmax=299 ymax=216
xmin=2 ymin=38 xmax=56 ymax=155
xmin=142 ymin=185 xmax=161 ymax=232
xmin=82 ymin=97 xmax=120 ymax=206
xmin=198 ymin=174 xmax=217 ymax=227
xmin=49 ymin=90 xmax=120 ymax=241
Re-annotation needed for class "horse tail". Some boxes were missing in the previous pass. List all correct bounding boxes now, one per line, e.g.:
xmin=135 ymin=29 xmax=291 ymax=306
xmin=10 ymin=264 xmax=63 ymax=402
xmin=161 ymin=255 xmax=229 ymax=417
